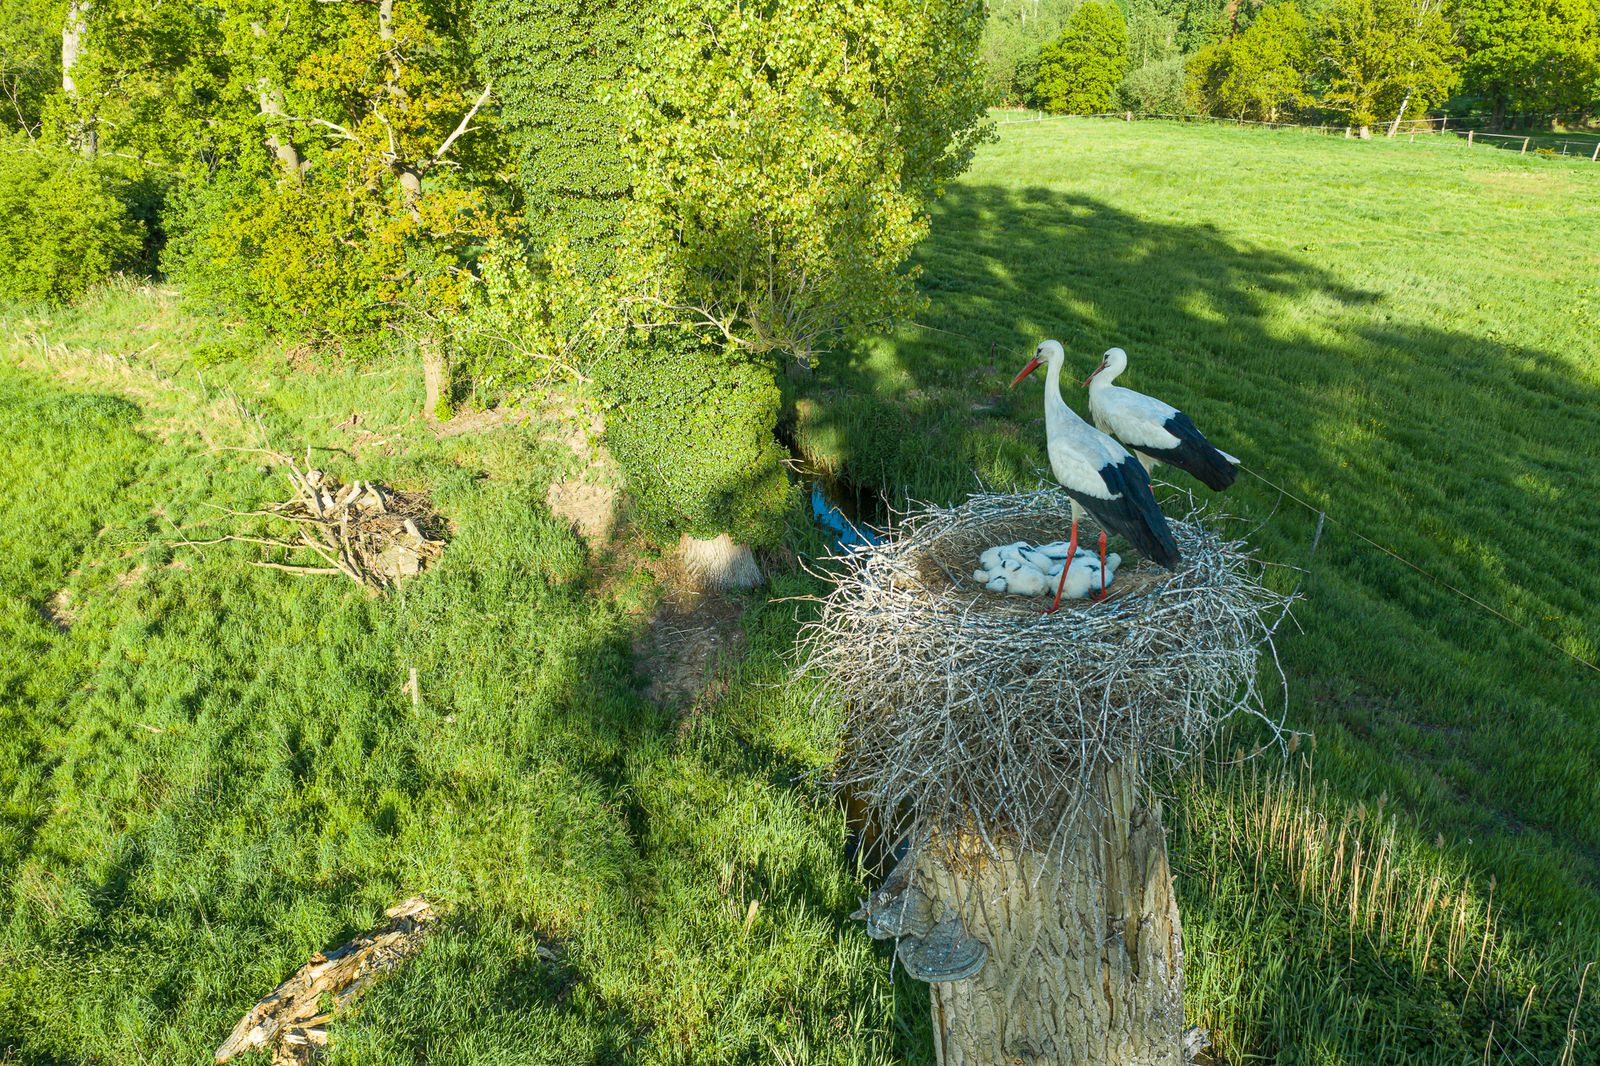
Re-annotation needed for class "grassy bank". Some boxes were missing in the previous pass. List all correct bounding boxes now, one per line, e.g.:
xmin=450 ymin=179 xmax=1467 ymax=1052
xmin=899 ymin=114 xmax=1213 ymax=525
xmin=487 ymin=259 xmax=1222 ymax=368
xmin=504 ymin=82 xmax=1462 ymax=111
xmin=797 ymin=117 xmax=1600 ymax=1062
xmin=0 ymin=287 xmax=905 ymax=1064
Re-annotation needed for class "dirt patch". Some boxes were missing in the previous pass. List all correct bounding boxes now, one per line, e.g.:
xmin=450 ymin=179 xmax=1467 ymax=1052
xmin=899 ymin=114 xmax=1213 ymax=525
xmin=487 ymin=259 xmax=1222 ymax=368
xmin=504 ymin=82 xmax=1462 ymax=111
xmin=434 ymin=407 xmax=525 ymax=437
xmin=634 ymin=587 xmax=748 ymax=710
xmin=39 ymin=589 xmax=75 ymax=631
xmin=543 ymin=404 xmax=620 ymax=550
xmin=548 ymin=478 xmax=619 ymax=546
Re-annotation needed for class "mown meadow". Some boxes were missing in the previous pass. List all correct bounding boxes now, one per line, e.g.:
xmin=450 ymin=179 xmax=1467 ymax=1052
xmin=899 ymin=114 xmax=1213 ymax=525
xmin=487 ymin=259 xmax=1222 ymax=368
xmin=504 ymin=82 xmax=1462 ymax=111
xmin=1 ymin=119 xmax=1597 ymax=1064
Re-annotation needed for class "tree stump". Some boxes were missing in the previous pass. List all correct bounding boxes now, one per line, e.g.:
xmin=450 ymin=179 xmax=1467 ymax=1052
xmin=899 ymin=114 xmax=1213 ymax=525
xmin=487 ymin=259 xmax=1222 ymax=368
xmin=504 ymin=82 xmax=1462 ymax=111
xmin=919 ymin=760 xmax=1184 ymax=1066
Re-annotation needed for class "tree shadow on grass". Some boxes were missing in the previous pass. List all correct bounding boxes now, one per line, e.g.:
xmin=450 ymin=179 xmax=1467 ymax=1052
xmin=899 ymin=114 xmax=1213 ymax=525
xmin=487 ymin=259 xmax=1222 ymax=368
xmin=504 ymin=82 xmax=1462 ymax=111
xmin=795 ymin=182 xmax=1600 ymax=1063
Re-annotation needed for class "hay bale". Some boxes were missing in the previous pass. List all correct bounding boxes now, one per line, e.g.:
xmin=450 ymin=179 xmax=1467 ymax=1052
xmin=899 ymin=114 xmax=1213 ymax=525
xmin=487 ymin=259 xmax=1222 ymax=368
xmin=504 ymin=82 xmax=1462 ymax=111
xmin=800 ymin=488 xmax=1291 ymax=863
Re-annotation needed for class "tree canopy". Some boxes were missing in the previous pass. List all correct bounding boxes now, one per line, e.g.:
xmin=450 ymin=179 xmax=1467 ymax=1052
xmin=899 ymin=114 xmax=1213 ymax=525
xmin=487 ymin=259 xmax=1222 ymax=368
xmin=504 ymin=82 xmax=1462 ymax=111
xmin=1032 ymin=2 xmax=1131 ymax=113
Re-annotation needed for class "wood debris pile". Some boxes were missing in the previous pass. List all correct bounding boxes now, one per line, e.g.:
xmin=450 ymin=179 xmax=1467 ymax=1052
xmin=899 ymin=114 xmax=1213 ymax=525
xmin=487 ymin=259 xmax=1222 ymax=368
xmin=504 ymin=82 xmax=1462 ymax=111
xmin=194 ymin=451 xmax=444 ymax=591
xmin=215 ymin=897 xmax=438 ymax=1065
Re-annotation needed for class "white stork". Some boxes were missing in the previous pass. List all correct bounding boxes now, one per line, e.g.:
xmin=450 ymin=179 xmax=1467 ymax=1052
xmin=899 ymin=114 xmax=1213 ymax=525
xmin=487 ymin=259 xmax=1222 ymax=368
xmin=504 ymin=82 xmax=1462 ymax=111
xmin=1084 ymin=347 xmax=1239 ymax=491
xmin=1011 ymin=340 xmax=1181 ymax=612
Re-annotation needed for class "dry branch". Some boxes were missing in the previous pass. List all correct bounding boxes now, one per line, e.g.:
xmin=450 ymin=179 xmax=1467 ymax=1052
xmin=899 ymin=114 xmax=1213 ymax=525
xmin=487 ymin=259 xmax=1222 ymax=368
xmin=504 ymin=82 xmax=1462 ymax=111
xmin=215 ymin=897 xmax=438 ymax=1065
xmin=184 ymin=450 xmax=444 ymax=592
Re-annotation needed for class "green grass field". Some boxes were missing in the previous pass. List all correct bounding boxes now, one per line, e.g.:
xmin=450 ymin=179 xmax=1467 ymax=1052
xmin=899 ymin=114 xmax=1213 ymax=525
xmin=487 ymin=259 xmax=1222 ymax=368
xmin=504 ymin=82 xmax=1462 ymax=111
xmin=2 ymin=117 xmax=1598 ymax=1065
xmin=0 ymin=291 xmax=902 ymax=1064
xmin=798 ymin=117 xmax=1600 ymax=1061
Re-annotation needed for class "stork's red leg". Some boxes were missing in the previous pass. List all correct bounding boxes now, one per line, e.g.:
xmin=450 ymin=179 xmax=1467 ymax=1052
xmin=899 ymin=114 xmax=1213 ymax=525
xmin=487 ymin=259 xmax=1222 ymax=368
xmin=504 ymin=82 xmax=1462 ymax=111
xmin=1046 ymin=518 xmax=1079 ymax=615
xmin=1097 ymin=531 xmax=1108 ymax=600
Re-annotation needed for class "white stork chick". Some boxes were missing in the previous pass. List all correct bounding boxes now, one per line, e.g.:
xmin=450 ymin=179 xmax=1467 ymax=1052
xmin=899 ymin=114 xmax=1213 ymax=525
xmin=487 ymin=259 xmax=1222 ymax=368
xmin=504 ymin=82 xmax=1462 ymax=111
xmin=1084 ymin=347 xmax=1238 ymax=491
xmin=977 ymin=541 xmax=1029 ymax=574
xmin=1012 ymin=340 xmax=1181 ymax=613
xmin=983 ymin=563 xmax=1054 ymax=597
xmin=1057 ymin=551 xmax=1122 ymax=600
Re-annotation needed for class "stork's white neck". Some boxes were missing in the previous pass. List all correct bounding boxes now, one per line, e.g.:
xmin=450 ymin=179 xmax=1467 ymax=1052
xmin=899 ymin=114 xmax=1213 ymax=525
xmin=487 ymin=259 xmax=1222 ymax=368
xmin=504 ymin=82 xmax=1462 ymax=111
xmin=1087 ymin=349 xmax=1127 ymax=395
xmin=1041 ymin=351 xmax=1083 ymax=435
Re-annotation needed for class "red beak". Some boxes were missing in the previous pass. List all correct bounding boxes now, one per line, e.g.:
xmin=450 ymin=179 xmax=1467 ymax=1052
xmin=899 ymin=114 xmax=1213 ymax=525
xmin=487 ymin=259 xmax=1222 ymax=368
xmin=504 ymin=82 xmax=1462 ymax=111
xmin=1082 ymin=362 xmax=1106 ymax=387
xmin=1010 ymin=357 xmax=1042 ymax=388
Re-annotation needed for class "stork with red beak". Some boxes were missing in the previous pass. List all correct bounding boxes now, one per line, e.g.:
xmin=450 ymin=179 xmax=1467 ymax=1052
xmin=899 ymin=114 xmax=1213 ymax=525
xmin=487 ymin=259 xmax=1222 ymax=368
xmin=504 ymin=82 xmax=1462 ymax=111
xmin=1011 ymin=341 xmax=1181 ymax=612
xmin=1084 ymin=347 xmax=1239 ymax=491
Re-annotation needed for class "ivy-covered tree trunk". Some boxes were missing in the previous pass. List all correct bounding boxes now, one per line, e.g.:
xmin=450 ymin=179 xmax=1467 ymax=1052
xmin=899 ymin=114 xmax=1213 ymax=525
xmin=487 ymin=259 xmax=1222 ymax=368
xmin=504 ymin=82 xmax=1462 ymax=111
xmin=919 ymin=760 xmax=1186 ymax=1065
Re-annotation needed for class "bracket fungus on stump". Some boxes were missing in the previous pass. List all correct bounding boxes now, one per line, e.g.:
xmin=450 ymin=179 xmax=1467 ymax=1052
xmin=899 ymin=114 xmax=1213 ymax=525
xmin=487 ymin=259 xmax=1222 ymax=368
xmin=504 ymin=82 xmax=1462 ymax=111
xmin=801 ymin=491 xmax=1292 ymax=1065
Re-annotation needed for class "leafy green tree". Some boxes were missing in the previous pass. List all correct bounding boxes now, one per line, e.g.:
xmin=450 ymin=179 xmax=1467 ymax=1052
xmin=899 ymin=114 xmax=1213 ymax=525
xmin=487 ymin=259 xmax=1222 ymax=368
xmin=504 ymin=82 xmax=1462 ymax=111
xmin=1031 ymin=2 xmax=1131 ymax=113
xmin=1453 ymin=0 xmax=1600 ymax=126
xmin=0 ymin=140 xmax=140 ymax=305
xmin=621 ymin=0 xmax=991 ymax=371
xmin=473 ymin=0 xmax=635 ymax=273
xmin=980 ymin=0 xmax=1084 ymax=105
xmin=66 ymin=0 xmax=512 ymax=403
xmin=1117 ymin=57 xmax=1193 ymax=112
xmin=599 ymin=330 xmax=794 ymax=553
xmin=1127 ymin=7 xmax=1182 ymax=67
xmin=0 ymin=0 xmax=59 ymax=137
xmin=1187 ymin=2 xmax=1311 ymax=121
xmin=1315 ymin=0 xmax=1459 ymax=135
xmin=473 ymin=0 xmax=989 ymax=566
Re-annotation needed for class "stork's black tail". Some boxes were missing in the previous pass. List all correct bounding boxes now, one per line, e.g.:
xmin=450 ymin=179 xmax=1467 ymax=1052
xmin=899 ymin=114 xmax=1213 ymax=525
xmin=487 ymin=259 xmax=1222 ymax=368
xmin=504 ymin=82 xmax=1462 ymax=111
xmin=1140 ymin=411 xmax=1238 ymax=492
xmin=1069 ymin=457 xmax=1181 ymax=570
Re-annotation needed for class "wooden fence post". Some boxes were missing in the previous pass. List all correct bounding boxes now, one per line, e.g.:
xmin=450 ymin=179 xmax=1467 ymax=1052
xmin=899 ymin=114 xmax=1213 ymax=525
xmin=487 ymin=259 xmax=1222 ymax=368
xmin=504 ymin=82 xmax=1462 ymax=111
xmin=1467 ymin=130 xmax=1474 ymax=147
xmin=1592 ymin=141 xmax=1599 ymax=162
xmin=1521 ymin=137 xmax=1530 ymax=154
xmin=1440 ymin=116 xmax=1448 ymax=134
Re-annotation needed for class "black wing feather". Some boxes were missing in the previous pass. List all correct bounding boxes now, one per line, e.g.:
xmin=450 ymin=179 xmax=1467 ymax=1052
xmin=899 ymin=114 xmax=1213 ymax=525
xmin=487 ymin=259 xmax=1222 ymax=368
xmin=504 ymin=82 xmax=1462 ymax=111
xmin=1136 ymin=411 xmax=1237 ymax=491
xmin=1064 ymin=456 xmax=1181 ymax=570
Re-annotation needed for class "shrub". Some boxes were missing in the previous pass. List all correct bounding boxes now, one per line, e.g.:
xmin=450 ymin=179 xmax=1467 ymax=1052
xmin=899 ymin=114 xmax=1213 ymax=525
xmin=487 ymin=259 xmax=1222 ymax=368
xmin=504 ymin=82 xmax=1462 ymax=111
xmin=1116 ymin=58 xmax=1192 ymax=114
xmin=1030 ymin=2 xmax=1130 ymax=115
xmin=167 ymin=177 xmax=404 ymax=353
xmin=599 ymin=330 xmax=795 ymax=549
xmin=0 ymin=140 xmax=140 ymax=306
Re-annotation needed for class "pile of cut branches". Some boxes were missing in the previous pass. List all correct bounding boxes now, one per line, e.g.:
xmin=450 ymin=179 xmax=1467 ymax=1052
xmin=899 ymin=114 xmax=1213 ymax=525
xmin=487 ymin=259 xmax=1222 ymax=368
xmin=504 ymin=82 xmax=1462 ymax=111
xmin=188 ymin=450 xmax=444 ymax=592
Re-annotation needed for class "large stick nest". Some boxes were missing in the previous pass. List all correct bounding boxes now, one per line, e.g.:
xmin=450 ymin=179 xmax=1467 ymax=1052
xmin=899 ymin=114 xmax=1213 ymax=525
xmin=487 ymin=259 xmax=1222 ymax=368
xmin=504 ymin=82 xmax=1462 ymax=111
xmin=798 ymin=490 xmax=1293 ymax=861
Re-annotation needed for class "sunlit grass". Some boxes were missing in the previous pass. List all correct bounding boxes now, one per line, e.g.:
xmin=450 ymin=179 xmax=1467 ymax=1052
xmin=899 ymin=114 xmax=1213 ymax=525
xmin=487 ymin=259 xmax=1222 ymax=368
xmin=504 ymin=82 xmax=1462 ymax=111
xmin=0 ymin=288 xmax=899 ymax=1064
xmin=797 ymin=118 xmax=1600 ymax=1062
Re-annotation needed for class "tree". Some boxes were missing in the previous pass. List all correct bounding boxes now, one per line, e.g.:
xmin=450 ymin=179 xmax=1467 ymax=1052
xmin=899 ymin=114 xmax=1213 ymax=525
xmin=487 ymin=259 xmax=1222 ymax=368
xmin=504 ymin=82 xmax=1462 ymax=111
xmin=979 ymin=0 xmax=1084 ymax=105
xmin=1187 ymin=2 xmax=1312 ymax=121
xmin=1126 ymin=6 xmax=1182 ymax=68
xmin=620 ymin=0 xmax=991 ymax=371
xmin=0 ymin=0 xmax=59 ymax=138
xmin=474 ymin=0 xmax=989 ymax=577
xmin=1031 ymin=2 xmax=1130 ymax=113
xmin=1118 ymin=57 xmax=1192 ymax=112
xmin=1315 ymin=0 xmax=1459 ymax=135
xmin=1453 ymin=0 xmax=1600 ymax=127
xmin=0 ymin=141 xmax=140 ymax=304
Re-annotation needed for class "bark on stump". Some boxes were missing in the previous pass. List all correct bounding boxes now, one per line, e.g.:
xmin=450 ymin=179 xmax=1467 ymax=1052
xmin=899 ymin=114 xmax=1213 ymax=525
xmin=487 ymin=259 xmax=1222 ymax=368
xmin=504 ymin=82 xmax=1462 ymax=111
xmin=919 ymin=760 xmax=1184 ymax=1066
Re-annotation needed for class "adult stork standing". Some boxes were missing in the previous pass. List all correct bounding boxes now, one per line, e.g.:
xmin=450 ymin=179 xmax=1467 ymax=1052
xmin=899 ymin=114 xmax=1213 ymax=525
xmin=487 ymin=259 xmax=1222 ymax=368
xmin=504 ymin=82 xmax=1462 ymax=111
xmin=1084 ymin=347 xmax=1239 ymax=491
xmin=1011 ymin=340 xmax=1180 ymax=612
